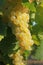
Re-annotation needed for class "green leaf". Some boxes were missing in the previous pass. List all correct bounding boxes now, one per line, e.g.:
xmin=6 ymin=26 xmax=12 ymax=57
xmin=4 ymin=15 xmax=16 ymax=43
xmin=0 ymin=35 xmax=4 ymax=41
xmin=32 ymin=35 xmax=40 ymax=45
xmin=29 ymin=3 xmax=36 ymax=12
xmin=0 ymin=0 xmax=7 ymax=7
xmin=23 ymin=50 xmax=31 ymax=60
xmin=13 ymin=41 xmax=19 ymax=51
xmin=0 ymin=16 xmax=7 ymax=41
xmin=22 ymin=0 xmax=28 ymax=3
xmin=32 ymin=33 xmax=43 ymax=60
xmin=0 ymin=27 xmax=17 ymax=55
xmin=2 ymin=55 xmax=13 ymax=65
xmin=35 ymin=5 xmax=43 ymax=27
xmin=40 ymin=0 xmax=43 ymax=7
xmin=22 ymin=2 xmax=36 ymax=12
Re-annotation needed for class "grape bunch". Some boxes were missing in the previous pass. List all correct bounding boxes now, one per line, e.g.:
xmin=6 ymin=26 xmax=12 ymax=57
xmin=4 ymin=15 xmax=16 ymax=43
xmin=8 ymin=3 xmax=34 ymax=65
xmin=12 ymin=50 xmax=25 ymax=65
xmin=10 ymin=4 xmax=34 ymax=51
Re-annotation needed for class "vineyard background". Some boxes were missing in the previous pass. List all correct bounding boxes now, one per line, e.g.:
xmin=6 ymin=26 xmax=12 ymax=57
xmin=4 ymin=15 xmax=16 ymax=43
xmin=0 ymin=0 xmax=43 ymax=65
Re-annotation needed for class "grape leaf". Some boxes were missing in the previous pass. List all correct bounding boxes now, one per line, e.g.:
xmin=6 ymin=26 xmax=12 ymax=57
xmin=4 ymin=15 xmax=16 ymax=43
xmin=32 ymin=33 xmax=43 ymax=60
xmin=22 ymin=2 xmax=36 ymax=12
xmin=0 ymin=27 xmax=17 ymax=55
xmin=32 ymin=35 xmax=40 ymax=45
xmin=2 ymin=55 xmax=13 ymax=65
xmin=0 ymin=16 xmax=7 ymax=41
xmin=22 ymin=0 xmax=28 ymax=3
xmin=23 ymin=50 xmax=31 ymax=60
xmin=40 ymin=0 xmax=43 ymax=7
xmin=0 ymin=35 xmax=4 ymax=41
xmin=35 ymin=5 xmax=43 ymax=27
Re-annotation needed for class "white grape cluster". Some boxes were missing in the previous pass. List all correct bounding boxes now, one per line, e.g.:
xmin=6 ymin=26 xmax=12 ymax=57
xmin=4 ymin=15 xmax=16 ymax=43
xmin=9 ymin=4 xmax=34 ymax=65
xmin=10 ymin=5 xmax=34 ymax=50
xmin=12 ymin=50 xmax=25 ymax=65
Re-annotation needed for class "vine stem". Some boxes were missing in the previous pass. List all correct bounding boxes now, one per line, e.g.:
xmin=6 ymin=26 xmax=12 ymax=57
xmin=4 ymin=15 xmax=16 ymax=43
xmin=26 ymin=60 xmax=43 ymax=65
